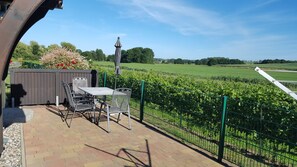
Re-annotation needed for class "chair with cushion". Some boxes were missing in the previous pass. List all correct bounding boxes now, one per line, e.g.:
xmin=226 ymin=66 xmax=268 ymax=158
xmin=98 ymin=88 xmax=132 ymax=132
xmin=62 ymin=82 xmax=95 ymax=127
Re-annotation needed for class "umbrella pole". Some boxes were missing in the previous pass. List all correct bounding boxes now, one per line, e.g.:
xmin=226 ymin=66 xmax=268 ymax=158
xmin=114 ymin=74 xmax=117 ymax=89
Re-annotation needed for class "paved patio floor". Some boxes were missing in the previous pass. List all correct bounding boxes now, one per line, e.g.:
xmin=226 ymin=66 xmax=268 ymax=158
xmin=22 ymin=105 xmax=224 ymax=167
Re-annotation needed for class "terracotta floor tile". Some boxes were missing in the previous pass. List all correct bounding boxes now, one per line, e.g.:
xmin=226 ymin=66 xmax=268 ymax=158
xmin=23 ymin=105 xmax=224 ymax=167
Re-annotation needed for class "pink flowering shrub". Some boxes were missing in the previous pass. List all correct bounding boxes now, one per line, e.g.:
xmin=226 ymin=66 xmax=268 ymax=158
xmin=40 ymin=48 xmax=89 ymax=69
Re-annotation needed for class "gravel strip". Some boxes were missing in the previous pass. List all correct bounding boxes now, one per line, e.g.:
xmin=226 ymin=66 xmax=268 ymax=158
xmin=0 ymin=107 xmax=33 ymax=167
xmin=0 ymin=123 xmax=22 ymax=167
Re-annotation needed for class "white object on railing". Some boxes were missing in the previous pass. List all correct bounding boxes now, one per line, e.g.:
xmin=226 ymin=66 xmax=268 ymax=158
xmin=56 ymin=96 xmax=59 ymax=107
xmin=255 ymin=67 xmax=297 ymax=101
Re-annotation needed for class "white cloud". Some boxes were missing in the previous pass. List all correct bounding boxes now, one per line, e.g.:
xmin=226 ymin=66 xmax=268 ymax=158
xmin=102 ymin=0 xmax=251 ymax=36
xmin=237 ymin=0 xmax=280 ymax=14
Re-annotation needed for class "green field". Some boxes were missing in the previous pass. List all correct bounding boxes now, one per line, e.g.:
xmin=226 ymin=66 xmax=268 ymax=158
xmin=94 ymin=61 xmax=297 ymax=81
xmin=225 ymin=63 xmax=297 ymax=70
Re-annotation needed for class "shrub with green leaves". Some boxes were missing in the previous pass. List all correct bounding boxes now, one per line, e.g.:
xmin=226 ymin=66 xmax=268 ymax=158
xmin=40 ymin=48 xmax=89 ymax=69
xmin=98 ymin=67 xmax=297 ymax=143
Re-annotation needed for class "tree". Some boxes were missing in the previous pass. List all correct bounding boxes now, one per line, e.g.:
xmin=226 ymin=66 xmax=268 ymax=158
xmin=95 ymin=49 xmax=106 ymax=61
xmin=76 ymin=49 xmax=83 ymax=54
xmin=39 ymin=45 xmax=47 ymax=57
xmin=14 ymin=41 xmax=157 ymax=64
xmin=80 ymin=49 xmax=106 ymax=61
xmin=60 ymin=42 xmax=76 ymax=51
xmin=123 ymin=47 xmax=155 ymax=63
xmin=174 ymin=58 xmax=184 ymax=64
xmin=207 ymin=58 xmax=217 ymax=66
xmin=13 ymin=42 xmax=33 ymax=60
xmin=40 ymin=47 xmax=89 ymax=69
xmin=30 ymin=41 xmax=40 ymax=56
xmin=121 ymin=50 xmax=128 ymax=63
xmin=259 ymin=59 xmax=295 ymax=64
xmin=127 ymin=47 xmax=141 ymax=63
xmin=106 ymin=54 xmax=115 ymax=62
xmin=29 ymin=41 xmax=47 ymax=60
xmin=195 ymin=60 xmax=201 ymax=65
xmin=81 ymin=51 xmax=94 ymax=60
xmin=47 ymin=44 xmax=60 ymax=51
xmin=141 ymin=48 xmax=154 ymax=64
xmin=194 ymin=57 xmax=245 ymax=65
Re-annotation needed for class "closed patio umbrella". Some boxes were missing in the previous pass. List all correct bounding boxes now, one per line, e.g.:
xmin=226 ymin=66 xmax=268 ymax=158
xmin=114 ymin=37 xmax=122 ymax=88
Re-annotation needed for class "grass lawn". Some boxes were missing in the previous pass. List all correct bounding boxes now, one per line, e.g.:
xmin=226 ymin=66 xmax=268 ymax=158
xmin=94 ymin=61 xmax=297 ymax=81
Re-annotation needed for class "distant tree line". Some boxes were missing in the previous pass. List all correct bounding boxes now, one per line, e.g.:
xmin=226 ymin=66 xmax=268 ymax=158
xmin=13 ymin=41 xmax=295 ymax=66
xmin=106 ymin=47 xmax=154 ymax=64
xmin=13 ymin=41 xmax=106 ymax=62
xmin=160 ymin=58 xmax=194 ymax=64
xmin=257 ymin=59 xmax=297 ymax=64
xmin=157 ymin=57 xmax=297 ymax=65
xmin=13 ymin=41 xmax=47 ymax=61
xmin=13 ymin=41 xmax=155 ymax=64
xmin=78 ymin=49 xmax=106 ymax=61
xmin=196 ymin=57 xmax=245 ymax=66
xmin=159 ymin=57 xmax=244 ymax=66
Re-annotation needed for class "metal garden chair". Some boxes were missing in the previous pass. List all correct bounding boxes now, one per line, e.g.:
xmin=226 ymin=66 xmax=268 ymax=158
xmin=98 ymin=88 xmax=132 ymax=132
xmin=72 ymin=77 xmax=88 ymax=96
xmin=62 ymin=82 xmax=95 ymax=127
xmin=71 ymin=77 xmax=94 ymax=102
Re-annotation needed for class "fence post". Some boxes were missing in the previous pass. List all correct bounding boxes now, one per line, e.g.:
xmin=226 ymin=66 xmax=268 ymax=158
xmin=218 ymin=96 xmax=228 ymax=163
xmin=140 ymin=80 xmax=145 ymax=123
xmin=55 ymin=71 xmax=60 ymax=105
xmin=103 ymin=72 xmax=107 ymax=87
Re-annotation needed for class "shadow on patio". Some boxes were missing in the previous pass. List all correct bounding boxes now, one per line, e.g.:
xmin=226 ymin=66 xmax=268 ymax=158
xmin=85 ymin=139 xmax=151 ymax=167
xmin=22 ymin=105 xmax=224 ymax=167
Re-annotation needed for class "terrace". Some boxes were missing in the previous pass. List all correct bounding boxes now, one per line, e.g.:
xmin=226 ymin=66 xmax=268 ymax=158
xmin=1 ymin=1 xmax=296 ymax=166
xmin=2 ymin=69 xmax=296 ymax=167
xmin=6 ymin=105 xmax=224 ymax=167
xmin=0 ymin=68 xmax=235 ymax=167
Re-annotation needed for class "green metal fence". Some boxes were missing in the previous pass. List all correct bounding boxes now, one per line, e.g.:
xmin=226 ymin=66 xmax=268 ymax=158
xmin=224 ymin=98 xmax=297 ymax=167
xmin=99 ymin=71 xmax=297 ymax=167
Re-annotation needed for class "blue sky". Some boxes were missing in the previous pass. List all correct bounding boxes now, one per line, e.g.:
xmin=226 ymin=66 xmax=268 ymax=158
xmin=21 ymin=0 xmax=297 ymax=61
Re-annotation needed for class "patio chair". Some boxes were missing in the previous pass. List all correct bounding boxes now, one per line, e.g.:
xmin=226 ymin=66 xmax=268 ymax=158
xmin=72 ymin=77 xmax=88 ymax=97
xmin=98 ymin=88 xmax=132 ymax=132
xmin=62 ymin=82 xmax=95 ymax=127
xmin=71 ymin=77 xmax=94 ymax=103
